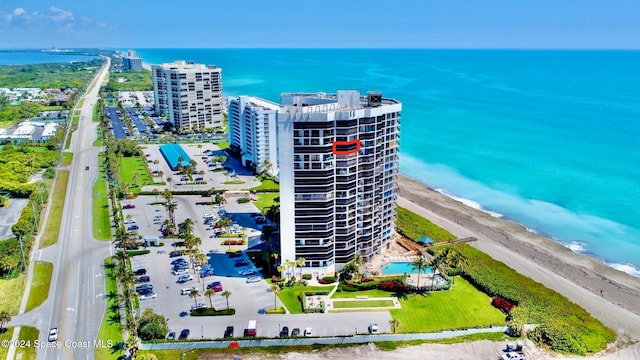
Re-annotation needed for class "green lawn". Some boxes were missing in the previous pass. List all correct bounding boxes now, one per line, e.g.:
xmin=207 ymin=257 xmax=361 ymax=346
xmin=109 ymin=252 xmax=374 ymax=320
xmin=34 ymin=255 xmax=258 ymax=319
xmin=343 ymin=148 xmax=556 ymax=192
xmin=40 ymin=170 xmax=69 ymax=248
xmin=390 ymin=277 xmax=505 ymax=333
xmin=25 ymin=262 xmax=53 ymax=311
xmin=60 ymin=152 xmax=73 ymax=166
xmin=119 ymin=156 xmax=154 ymax=192
xmin=215 ymin=140 xmax=229 ymax=150
xmin=42 ymin=105 xmax=64 ymax=111
xmin=223 ymin=180 xmax=245 ymax=185
xmin=254 ymin=193 xmax=279 ymax=213
xmin=278 ymin=285 xmax=335 ymax=314
xmin=93 ymin=154 xmax=111 ymax=241
xmin=15 ymin=326 xmax=38 ymax=360
xmin=95 ymin=258 xmax=124 ymax=360
xmin=0 ymin=327 xmax=15 ymax=359
xmin=396 ymin=206 xmax=457 ymax=243
xmin=64 ymin=129 xmax=74 ymax=149
xmin=77 ymin=98 xmax=86 ymax=108
xmin=92 ymin=102 xmax=101 ymax=122
xmin=333 ymin=299 xmax=394 ymax=308
xmin=250 ymin=179 xmax=279 ymax=192
xmin=0 ymin=274 xmax=27 ymax=315
xmin=71 ymin=115 xmax=80 ymax=127
xmin=332 ymin=289 xmax=391 ymax=299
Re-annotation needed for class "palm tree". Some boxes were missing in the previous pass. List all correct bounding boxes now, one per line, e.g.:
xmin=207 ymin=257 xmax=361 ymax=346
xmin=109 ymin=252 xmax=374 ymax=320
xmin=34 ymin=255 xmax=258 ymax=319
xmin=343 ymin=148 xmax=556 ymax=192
xmin=166 ymin=177 xmax=172 ymax=191
xmin=197 ymin=143 xmax=203 ymax=154
xmin=195 ymin=251 xmax=208 ymax=281
xmin=296 ymin=257 xmax=306 ymax=280
xmin=221 ymin=290 xmax=231 ymax=310
xmin=153 ymin=159 xmax=159 ymax=171
xmin=178 ymin=218 xmax=195 ymax=239
xmin=270 ymin=284 xmax=280 ymax=310
xmin=410 ymin=256 xmax=429 ymax=290
xmin=124 ymin=335 xmax=140 ymax=359
xmin=152 ymin=188 xmax=159 ymax=202
xmin=277 ymin=265 xmax=284 ymax=279
xmin=204 ymin=289 xmax=215 ymax=309
xmin=389 ymin=319 xmax=400 ymax=333
xmin=214 ymin=194 xmax=226 ymax=207
xmin=177 ymin=156 xmax=184 ymax=168
xmin=162 ymin=188 xmax=173 ymax=203
xmin=132 ymin=172 xmax=140 ymax=187
xmin=189 ymin=288 xmax=199 ymax=309
xmin=0 ymin=311 xmax=11 ymax=331
xmin=157 ymin=170 xmax=164 ymax=183
xmin=165 ymin=202 xmax=177 ymax=228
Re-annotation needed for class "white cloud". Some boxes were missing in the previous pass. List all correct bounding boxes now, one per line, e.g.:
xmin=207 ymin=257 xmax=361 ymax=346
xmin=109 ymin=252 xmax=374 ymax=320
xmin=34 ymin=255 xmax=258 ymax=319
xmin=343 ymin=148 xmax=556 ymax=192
xmin=13 ymin=8 xmax=26 ymax=16
xmin=49 ymin=6 xmax=73 ymax=21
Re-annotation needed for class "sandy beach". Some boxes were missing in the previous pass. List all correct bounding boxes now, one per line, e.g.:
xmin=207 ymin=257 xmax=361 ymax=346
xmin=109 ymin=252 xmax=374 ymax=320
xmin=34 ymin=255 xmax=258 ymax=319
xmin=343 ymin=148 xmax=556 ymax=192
xmin=196 ymin=175 xmax=640 ymax=360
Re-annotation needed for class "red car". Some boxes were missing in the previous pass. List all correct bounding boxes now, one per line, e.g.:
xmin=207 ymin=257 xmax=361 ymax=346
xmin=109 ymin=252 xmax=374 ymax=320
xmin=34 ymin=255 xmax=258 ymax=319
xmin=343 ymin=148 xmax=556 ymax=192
xmin=123 ymin=204 xmax=135 ymax=209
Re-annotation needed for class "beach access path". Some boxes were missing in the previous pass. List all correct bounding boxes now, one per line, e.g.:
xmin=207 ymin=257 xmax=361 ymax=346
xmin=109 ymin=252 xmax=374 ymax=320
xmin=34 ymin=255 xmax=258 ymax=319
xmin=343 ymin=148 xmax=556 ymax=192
xmin=397 ymin=175 xmax=640 ymax=345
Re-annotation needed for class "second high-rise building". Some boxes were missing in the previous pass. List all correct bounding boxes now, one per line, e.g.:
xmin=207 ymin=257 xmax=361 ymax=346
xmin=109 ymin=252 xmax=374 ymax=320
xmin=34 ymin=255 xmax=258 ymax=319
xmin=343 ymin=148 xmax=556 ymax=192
xmin=152 ymin=60 xmax=223 ymax=131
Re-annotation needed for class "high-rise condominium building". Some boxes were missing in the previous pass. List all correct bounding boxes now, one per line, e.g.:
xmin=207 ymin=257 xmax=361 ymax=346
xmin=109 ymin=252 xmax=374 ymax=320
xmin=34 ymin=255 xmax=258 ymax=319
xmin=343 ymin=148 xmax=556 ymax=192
xmin=278 ymin=90 xmax=401 ymax=276
xmin=228 ymin=96 xmax=279 ymax=176
xmin=152 ymin=60 xmax=223 ymax=131
xmin=123 ymin=50 xmax=143 ymax=71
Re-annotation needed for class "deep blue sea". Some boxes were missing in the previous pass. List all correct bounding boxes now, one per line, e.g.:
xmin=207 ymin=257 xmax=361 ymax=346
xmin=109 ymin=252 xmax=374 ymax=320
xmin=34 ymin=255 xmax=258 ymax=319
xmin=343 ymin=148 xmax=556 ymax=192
xmin=8 ymin=49 xmax=640 ymax=276
xmin=137 ymin=49 xmax=640 ymax=276
xmin=0 ymin=51 xmax=98 ymax=65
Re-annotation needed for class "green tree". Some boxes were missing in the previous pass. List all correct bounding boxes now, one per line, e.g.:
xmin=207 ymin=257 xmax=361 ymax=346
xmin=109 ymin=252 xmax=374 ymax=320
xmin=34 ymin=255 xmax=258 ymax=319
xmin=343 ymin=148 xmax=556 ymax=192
xmin=204 ymin=289 xmax=215 ymax=309
xmin=0 ymin=310 xmax=11 ymax=331
xmin=296 ymin=257 xmax=306 ymax=280
xmin=189 ymin=288 xmax=199 ymax=309
xmin=270 ymin=284 xmax=280 ymax=310
xmin=411 ymin=256 xmax=430 ymax=289
xmin=137 ymin=309 xmax=169 ymax=341
xmin=221 ymin=290 xmax=232 ymax=310
xmin=389 ymin=318 xmax=400 ymax=333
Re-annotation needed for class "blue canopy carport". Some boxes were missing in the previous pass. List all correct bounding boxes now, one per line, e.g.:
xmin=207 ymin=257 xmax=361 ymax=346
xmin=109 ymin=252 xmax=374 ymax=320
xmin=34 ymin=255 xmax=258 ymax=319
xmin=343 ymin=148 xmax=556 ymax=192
xmin=419 ymin=236 xmax=434 ymax=246
xmin=159 ymin=144 xmax=192 ymax=171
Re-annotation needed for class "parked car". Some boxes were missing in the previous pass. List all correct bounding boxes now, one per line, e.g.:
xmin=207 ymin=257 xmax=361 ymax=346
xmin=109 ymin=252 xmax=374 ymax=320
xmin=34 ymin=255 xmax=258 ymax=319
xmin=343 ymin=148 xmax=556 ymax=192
xmin=85 ymin=166 xmax=90 ymax=171
xmin=123 ymin=204 xmax=135 ymax=209
xmin=134 ymin=268 xmax=146 ymax=276
xmin=127 ymin=225 xmax=139 ymax=231
xmin=227 ymin=251 xmax=242 ymax=258
xmin=171 ymin=258 xmax=187 ymax=265
xmin=211 ymin=281 xmax=223 ymax=292
xmin=501 ymin=353 xmax=525 ymax=360
xmin=181 ymin=286 xmax=197 ymax=295
xmin=291 ymin=328 xmax=300 ymax=337
xmin=246 ymin=276 xmax=261 ymax=283
xmin=279 ymin=326 xmax=289 ymax=338
xmin=167 ymin=331 xmax=175 ymax=340
xmin=234 ymin=260 xmax=249 ymax=267
xmin=169 ymin=250 xmax=184 ymax=258
xmin=176 ymin=274 xmax=193 ymax=283
xmin=48 ymin=328 xmax=59 ymax=342
xmin=224 ymin=326 xmax=234 ymax=338
xmin=200 ymin=269 xmax=215 ymax=278
xmin=136 ymin=275 xmax=150 ymax=283
xmin=303 ymin=327 xmax=313 ymax=337
xmin=172 ymin=269 xmax=189 ymax=276
xmin=178 ymin=329 xmax=190 ymax=340
xmin=136 ymin=284 xmax=153 ymax=294
xmin=139 ymin=293 xmax=157 ymax=301
xmin=239 ymin=269 xmax=255 ymax=276
xmin=368 ymin=323 xmax=379 ymax=334
xmin=190 ymin=302 xmax=206 ymax=310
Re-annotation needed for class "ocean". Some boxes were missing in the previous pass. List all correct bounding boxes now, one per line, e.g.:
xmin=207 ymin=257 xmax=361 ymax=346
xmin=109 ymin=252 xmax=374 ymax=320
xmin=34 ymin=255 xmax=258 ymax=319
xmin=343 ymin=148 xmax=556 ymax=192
xmin=8 ymin=48 xmax=640 ymax=276
xmin=0 ymin=51 xmax=98 ymax=65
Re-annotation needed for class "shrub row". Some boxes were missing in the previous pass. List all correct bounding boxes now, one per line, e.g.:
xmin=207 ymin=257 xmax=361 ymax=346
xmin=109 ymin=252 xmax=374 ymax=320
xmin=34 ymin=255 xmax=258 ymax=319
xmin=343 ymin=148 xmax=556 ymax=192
xmin=396 ymin=206 xmax=457 ymax=243
xmin=455 ymin=244 xmax=615 ymax=355
xmin=190 ymin=308 xmax=235 ymax=316
xmin=301 ymin=274 xmax=313 ymax=280
xmin=299 ymin=291 xmax=329 ymax=313
xmin=127 ymin=250 xmax=151 ymax=257
xmin=221 ymin=240 xmax=245 ymax=246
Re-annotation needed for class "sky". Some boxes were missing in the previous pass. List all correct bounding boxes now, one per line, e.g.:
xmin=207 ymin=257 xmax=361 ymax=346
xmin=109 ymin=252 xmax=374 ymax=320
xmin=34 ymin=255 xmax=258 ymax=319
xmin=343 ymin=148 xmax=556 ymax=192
xmin=0 ymin=0 xmax=639 ymax=49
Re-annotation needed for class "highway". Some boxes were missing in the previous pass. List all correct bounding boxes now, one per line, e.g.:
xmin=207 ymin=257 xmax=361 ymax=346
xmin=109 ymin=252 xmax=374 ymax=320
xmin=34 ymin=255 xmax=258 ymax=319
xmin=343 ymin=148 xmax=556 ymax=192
xmin=40 ymin=58 xmax=113 ymax=360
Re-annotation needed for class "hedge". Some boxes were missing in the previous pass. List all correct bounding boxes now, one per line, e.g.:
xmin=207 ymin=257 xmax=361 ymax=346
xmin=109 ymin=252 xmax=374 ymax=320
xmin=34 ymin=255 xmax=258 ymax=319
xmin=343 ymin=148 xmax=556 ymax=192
xmin=299 ymin=291 xmax=329 ymax=313
xmin=189 ymin=308 xmax=235 ymax=316
xmin=127 ymin=250 xmax=151 ymax=257
xmin=455 ymin=244 xmax=615 ymax=355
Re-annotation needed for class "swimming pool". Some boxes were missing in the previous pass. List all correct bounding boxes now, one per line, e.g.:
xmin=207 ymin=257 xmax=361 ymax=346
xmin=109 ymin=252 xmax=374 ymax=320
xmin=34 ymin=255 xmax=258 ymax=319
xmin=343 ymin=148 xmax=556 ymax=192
xmin=381 ymin=261 xmax=434 ymax=275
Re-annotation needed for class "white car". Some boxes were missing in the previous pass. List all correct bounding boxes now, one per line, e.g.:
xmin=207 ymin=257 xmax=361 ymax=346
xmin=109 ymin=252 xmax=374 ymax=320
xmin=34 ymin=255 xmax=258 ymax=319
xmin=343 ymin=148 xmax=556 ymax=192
xmin=172 ymin=269 xmax=189 ymax=276
xmin=48 ymin=328 xmax=59 ymax=342
xmin=190 ymin=302 xmax=207 ymax=310
xmin=181 ymin=286 xmax=197 ymax=295
xmin=246 ymin=276 xmax=261 ymax=283
xmin=303 ymin=327 xmax=313 ymax=337
xmin=240 ymin=269 xmax=256 ymax=276
xmin=139 ymin=293 xmax=157 ymax=301
xmin=501 ymin=353 xmax=525 ymax=360
xmin=368 ymin=323 xmax=379 ymax=334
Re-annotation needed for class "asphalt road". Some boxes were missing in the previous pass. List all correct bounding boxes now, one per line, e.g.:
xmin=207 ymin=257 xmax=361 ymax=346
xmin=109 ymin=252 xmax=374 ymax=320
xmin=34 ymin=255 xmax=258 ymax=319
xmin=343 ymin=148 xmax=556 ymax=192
xmin=40 ymin=58 xmax=113 ymax=360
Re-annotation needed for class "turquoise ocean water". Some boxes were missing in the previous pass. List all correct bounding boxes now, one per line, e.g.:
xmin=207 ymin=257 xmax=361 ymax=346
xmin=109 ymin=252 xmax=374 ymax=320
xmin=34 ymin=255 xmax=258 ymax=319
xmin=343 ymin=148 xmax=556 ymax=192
xmin=0 ymin=51 xmax=98 ymax=65
xmin=138 ymin=49 xmax=640 ymax=277
xmin=6 ymin=49 xmax=640 ymax=276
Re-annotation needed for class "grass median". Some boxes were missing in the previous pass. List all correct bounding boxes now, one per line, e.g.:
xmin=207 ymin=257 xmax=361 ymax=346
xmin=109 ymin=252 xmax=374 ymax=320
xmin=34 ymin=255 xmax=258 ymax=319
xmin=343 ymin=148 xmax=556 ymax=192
xmin=93 ymin=153 xmax=111 ymax=241
xmin=0 ymin=326 xmax=15 ymax=359
xmin=15 ymin=326 xmax=38 ymax=360
xmin=40 ymin=170 xmax=69 ymax=248
xmin=60 ymin=152 xmax=73 ymax=167
xmin=25 ymin=261 xmax=53 ymax=312
xmin=95 ymin=258 xmax=124 ymax=360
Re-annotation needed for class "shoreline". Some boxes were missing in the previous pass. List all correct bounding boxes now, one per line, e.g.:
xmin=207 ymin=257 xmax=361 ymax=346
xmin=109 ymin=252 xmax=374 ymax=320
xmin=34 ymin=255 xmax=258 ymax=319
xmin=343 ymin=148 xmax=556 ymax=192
xmin=397 ymin=174 xmax=640 ymax=342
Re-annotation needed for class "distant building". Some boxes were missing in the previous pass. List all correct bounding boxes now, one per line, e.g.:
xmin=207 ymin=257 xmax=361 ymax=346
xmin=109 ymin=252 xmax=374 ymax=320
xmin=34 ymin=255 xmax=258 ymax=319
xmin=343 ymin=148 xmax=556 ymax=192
xmin=277 ymin=91 xmax=401 ymax=275
xmin=0 ymin=121 xmax=59 ymax=142
xmin=228 ymin=96 xmax=279 ymax=176
xmin=152 ymin=60 xmax=223 ymax=131
xmin=123 ymin=50 xmax=143 ymax=71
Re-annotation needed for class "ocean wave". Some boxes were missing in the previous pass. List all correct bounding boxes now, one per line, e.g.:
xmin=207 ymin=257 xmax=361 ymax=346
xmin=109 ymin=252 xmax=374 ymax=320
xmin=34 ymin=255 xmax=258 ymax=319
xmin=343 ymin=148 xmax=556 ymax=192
xmin=607 ymin=263 xmax=640 ymax=277
xmin=561 ymin=241 xmax=587 ymax=253
xmin=434 ymin=188 xmax=504 ymax=218
xmin=399 ymin=155 xmax=640 ymax=277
